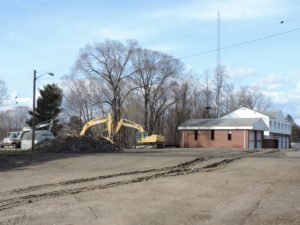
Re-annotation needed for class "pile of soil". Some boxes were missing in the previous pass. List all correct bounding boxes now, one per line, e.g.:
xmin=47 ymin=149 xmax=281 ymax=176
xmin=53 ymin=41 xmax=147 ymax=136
xmin=35 ymin=135 xmax=120 ymax=153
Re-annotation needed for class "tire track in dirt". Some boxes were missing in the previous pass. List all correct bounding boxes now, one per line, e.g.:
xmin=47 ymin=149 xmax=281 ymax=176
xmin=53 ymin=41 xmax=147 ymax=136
xmin=2 ymin=149 xmax=275 ymax=197
xmin=0 ymin=157 xmax=240 ymax=212
xmin=8 ymin=157 xmax=205 ymax=195
xmin=0 ymin=214 xmax=29 ymax=225
xmin=7 ymin=149 xmax=264 ymax=195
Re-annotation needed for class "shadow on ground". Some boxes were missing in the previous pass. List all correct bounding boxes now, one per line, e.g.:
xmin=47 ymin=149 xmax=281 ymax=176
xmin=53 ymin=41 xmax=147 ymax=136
xmin=0 ymin=151 xmax=114 ymax=171
xmin=0 ymin=148 xmax=225 ymax=171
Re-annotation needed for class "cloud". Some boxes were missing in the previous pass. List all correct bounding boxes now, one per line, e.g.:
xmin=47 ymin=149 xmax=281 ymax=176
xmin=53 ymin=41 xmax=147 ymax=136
xmin=146 ymin=43 xmax=184 ymax=53
xmin=226 ymin=65 xmax=256 ymax=78
xmin=253 ymin=73 xmax=300 ymax=105
xmin=263 ymin=89 xmax=300 ymax=104
xmin=0 ymin=91 xmax=31 ymax=111
xmin=226 ymin=70 xmax=300 ymax=122
xmin=15 ymin=97 xmax=32 ymax=107
xmin=151 ymin=0 xmax=289 ymax=21
xmin=256 ymin=74 xmax=284 ymax=91
xmin=244 ymin=71 xmax=300 ymax=124
xmin=95 ymin=26 xmax=147 ymax=41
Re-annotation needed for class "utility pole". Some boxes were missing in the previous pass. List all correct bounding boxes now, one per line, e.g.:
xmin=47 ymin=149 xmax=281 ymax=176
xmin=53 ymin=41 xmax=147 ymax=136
xmin=32 ymin=69 xmax=36 ymax=152
xmin=31 ymin=70 xmax=54 ymax=152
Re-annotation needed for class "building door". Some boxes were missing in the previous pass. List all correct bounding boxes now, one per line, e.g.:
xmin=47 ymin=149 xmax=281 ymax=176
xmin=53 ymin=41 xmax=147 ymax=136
xmin=257 ymin=131 xmax=262 ymax=148
xmin=278 ymin=137 xmax=282 ymax=149
xmin=274 ymin=139 xmax=278 ymax=148
xmin=282 ymin=137 xmax=286 ymax=148
xmin=249 ymin=131 xmax=255 ymax=149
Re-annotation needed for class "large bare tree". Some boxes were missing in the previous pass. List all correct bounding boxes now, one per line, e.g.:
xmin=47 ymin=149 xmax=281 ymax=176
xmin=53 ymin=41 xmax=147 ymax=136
xmin=75 ymin=40 xmax=137 ymax=122
xmin=131 ymin=48 xmax=183 ymax=134
xmin=64 ymin=76 xmax=106 ymax=123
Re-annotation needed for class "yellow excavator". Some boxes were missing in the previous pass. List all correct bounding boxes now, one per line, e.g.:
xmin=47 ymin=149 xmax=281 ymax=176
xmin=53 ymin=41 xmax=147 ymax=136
xmin=80 ymin=113 xmax=165 ymax=148
xmin=80 ymin=113 xmax=113 ymax=142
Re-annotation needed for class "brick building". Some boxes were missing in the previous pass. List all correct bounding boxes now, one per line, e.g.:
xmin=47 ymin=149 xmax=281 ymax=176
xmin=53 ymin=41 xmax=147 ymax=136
xmin=178 ymin=118 xmax=268 ymax=149
xmin=222 ymin=107 xmax=291 ymax=148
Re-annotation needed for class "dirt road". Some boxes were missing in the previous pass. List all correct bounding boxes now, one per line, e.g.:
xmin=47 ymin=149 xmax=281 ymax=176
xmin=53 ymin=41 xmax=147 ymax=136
xmin=0 ymin=148 xmax=300 ymax=225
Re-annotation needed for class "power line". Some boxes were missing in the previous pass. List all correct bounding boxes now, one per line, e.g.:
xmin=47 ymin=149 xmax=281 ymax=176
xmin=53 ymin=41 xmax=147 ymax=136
xmin=180 ymin=26 xmax=300 ymax=59
xmin=142 ymin=17 xmax=299 ymax=55
xmin=142 ymin=0 xmax=284 ymax=47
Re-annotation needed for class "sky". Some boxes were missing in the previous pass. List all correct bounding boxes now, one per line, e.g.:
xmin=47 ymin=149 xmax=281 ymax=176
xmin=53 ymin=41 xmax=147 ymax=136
xmin=0 ymin=0 xmax=300 ymax=122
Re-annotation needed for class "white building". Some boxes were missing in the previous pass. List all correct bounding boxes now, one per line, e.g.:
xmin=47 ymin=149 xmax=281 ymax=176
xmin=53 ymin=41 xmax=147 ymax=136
xmin=222 ymin=107 xmax=291 ymax=149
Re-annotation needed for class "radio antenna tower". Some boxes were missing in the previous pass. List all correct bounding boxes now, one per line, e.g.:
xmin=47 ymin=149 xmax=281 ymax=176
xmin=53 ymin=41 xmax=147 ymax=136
xmin=217 ymin=11 xmax=221 ymax=69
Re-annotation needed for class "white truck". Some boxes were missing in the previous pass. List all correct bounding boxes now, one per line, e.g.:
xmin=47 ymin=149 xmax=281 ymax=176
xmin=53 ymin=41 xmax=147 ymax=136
xmin=0 ymin=131 xmax=22 ymax=148
xmin=1 ymin=119 xmax=54 ymax=149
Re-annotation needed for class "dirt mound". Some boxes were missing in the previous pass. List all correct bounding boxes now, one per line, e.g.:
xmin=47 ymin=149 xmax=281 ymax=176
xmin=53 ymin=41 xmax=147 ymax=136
xmin=35 ymin=135 xmax=120 ymax=153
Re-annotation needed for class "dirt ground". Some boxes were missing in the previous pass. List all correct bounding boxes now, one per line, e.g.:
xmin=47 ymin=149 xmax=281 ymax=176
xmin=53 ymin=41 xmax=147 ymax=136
xmin=0 ymin=148 xmax=300 ymax=225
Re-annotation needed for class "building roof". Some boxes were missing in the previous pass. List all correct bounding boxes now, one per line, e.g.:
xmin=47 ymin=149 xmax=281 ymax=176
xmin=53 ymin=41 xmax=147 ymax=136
xmin=178 ymin=118 xmax=268 ymax=131
xmin=258 ymin=110 xmax=283 ymax=120
xmin=222 ymin=107 xmax=267 ymax=119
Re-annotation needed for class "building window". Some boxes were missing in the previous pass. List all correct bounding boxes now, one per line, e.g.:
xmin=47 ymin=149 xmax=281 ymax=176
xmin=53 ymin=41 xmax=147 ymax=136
xmin=278 ymin=123 xmax=280 ymax=129
xmin=227 ymin=130 xmax=232 ymax=141
xmin=194 ymin=130 xmax=198 ymax=140
xmin=211 ymin=130 xmax=215 ymax=140
xmin=274 ymin=122 xmax=277 ymax=128
xmin=270 ymin=121 xmax=272 ymax=128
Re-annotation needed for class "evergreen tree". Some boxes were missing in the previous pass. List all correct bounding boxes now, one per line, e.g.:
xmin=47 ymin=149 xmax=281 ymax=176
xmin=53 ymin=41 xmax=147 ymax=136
xmin=68 ymin=116 xmax=82 ymax=134
xmin=27 ymin=84 xmax=63 ymax=135
xmin=286 ymin=114 xmax=300 ymax=142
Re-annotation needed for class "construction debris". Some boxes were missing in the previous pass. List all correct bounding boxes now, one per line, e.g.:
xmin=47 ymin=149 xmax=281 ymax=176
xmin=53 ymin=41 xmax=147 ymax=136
xmin=35 ymin=135 xmax=120 ymax=153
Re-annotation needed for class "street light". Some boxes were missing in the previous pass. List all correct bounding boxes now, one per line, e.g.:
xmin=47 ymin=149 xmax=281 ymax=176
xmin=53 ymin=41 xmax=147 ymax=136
xmin=32 ymin=69 xmax=54 ymax=152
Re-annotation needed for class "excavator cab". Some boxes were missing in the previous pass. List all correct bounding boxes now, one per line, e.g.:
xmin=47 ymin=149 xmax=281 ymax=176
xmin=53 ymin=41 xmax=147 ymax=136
xmin=135 ymin=131 xmax=148 ymax=142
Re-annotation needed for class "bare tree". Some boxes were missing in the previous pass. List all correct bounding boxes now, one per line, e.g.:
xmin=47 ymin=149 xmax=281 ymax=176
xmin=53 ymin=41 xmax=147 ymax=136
xmin=64 ymin=76 xmax=107 ymax=123
xmin=223 ymin=86 xmax=271 ymax=113
xmin=164 ymin=81 xmax=192 ymax=145
xmin=189 ymin=73 xmax=214 ymax=118
xmin=213 ymin=66 xmax=227 ymax=118
xmin=75 ymin=40 xmax=137 ymax=122
xmin=239 ymin=86 xmax=271 ymax=111
xmin=131 ymin=48 xmax=183 ymax=134
xmin=223 ymin=83 xmax=235 ymax=114
xmin=0 ymin=106 xmax=29 ymax=139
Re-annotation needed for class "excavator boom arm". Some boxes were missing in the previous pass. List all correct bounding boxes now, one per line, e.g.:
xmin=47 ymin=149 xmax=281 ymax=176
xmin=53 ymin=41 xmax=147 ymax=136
xmin=114 ymin=119 xmax=145 ymax=134
xmin=79 ymin=118 xmax=108 ymax=136
xmin=80 ymin=113 xmax=113 ymax=141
